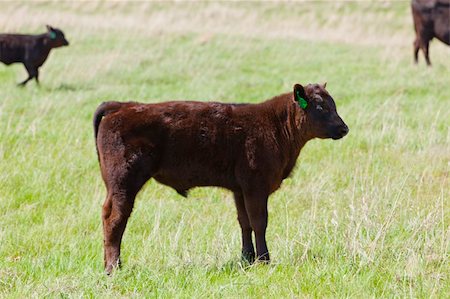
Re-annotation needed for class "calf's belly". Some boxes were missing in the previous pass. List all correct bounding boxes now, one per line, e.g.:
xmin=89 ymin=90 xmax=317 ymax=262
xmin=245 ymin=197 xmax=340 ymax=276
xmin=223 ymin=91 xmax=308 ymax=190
xmin=153 ymin=165 xmax=238 ymax=193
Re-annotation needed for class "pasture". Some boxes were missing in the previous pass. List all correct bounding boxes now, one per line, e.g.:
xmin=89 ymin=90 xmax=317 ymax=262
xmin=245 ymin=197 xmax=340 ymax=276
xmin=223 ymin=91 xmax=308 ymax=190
xmin=0 ymin=1 xmax=448 ymax=297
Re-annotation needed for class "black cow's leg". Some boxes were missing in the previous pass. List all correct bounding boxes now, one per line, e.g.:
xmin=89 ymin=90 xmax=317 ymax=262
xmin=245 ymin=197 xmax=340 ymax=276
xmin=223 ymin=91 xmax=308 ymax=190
xmin=34 ymin=68 xmax=40 ymax=85
xmin=243 ymin=191 xmax=270 ymax=262
xmin=18 ymin=75 xmax=33 ymax=86
xmin=423 ymin=41 xmax=431 ymax=66
xmin=413 ymin=39 xmax=420 ymax=64
xmin=18 ymin=64 xmax=37 ymax=86
xmin=234 ymin=191 xmax=255 ymax=263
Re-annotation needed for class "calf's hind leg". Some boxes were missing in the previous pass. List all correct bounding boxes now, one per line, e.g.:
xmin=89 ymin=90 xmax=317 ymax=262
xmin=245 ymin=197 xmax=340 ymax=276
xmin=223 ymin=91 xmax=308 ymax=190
xmin=102 ymin=190 xmax=134 ymax=273
xmin=102 ymin=186 xmax=151 ymax=274
xmin=101 ymin=153 xmax=155 ymax=274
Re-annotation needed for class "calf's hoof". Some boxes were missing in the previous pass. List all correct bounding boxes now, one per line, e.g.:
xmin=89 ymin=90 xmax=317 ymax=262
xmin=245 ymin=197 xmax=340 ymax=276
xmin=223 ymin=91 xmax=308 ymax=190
xmin=105 ymin=258 xmax=121 ymax=275
xmin=256 ymin=253 xmax=270 ymax=264
xmin=241 ymin=250 xmax=255 ymax=264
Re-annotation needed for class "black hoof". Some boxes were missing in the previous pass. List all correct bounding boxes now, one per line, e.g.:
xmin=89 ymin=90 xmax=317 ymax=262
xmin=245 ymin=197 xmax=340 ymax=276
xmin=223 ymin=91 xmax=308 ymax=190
xmin=256 ymin=253 xmax=270 ymax=264
xmin=241 ymin=250 xmax=255 ymax=264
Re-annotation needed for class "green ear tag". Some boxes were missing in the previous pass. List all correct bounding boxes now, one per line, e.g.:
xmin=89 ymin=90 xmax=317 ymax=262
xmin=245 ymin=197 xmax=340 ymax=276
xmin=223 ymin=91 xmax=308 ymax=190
xmin=296 ymin=90 xmax=308 ymax=109
xmin=49 ymin=32 xmax=56 ymax=39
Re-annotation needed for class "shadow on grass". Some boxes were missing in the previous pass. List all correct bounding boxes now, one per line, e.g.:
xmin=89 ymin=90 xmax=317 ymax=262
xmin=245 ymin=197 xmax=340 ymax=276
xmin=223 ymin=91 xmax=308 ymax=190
xmin=51 ymin=83 xmax=90 ymax=92
xmin=206 ymin=258 xmax=273 ymax=276
xmin=20 ymin=83 xmax=94 ymax=92
xmin=4 ymin=82 xmax=86 ymax=92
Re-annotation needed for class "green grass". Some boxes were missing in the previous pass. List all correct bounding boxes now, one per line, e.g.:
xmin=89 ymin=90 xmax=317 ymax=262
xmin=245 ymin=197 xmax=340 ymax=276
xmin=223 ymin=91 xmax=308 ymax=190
xmin=0 ymin=2 xmax=449 ymax=298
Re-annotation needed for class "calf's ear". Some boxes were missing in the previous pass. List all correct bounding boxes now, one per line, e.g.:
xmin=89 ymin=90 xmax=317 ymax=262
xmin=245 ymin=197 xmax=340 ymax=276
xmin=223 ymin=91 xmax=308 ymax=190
xmin=322 ymin=82 xmax=327 ymax=88
xmin=46 ymin=25 xmax=54 ymax=32
xmin=293 ymin=84 xmax=308 ymax=109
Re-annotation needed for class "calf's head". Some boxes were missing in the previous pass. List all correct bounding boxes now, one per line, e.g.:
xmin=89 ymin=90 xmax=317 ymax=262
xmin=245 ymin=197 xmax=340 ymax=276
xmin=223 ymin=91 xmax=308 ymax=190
xmin=294 ymin=83 xmax=349 ymax=140
xmin=46 ymin=25 xmax=69 ymax=47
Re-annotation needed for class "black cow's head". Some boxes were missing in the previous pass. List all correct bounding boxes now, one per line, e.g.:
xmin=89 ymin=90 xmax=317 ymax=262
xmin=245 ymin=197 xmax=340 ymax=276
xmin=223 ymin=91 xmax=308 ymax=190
xmin=46 ymin=25 xmax=69 ymax=47
xmin=294 ymin=83 xmax=349 ymax=140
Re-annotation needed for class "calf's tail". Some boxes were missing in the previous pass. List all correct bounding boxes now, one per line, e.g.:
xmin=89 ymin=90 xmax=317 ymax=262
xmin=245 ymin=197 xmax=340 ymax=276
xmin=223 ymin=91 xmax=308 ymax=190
xmin=93 ymin=101 xmax=125 ymax=157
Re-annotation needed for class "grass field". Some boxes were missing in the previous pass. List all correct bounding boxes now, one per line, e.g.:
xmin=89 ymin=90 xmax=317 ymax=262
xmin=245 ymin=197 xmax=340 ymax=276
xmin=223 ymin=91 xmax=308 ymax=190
xmin=0 ymin=1 xmax=449 ymax=297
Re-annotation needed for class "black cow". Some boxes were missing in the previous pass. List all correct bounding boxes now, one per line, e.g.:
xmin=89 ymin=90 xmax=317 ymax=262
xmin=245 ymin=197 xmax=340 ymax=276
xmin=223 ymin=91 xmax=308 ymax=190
xmin=412 ymin=0 xmax=450 ymax=65
xmin=0 ymin=25 xmax=69 ymax=86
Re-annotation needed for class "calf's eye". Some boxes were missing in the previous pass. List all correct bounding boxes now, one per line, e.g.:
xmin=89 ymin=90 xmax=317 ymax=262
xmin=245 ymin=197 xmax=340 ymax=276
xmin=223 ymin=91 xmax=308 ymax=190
xmin=316 ymin=105 xmax=323 ymax=111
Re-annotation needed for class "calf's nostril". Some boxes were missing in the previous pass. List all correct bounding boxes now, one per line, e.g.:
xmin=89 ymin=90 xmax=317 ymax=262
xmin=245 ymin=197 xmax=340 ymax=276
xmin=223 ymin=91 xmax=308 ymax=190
xmin=340 ymin=126 xmax=349 ymax=135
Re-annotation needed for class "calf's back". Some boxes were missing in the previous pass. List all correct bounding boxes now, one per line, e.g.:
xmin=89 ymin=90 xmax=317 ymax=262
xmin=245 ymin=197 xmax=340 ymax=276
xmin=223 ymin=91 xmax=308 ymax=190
xmin=96 ymin=97 xmax=298 ymax=196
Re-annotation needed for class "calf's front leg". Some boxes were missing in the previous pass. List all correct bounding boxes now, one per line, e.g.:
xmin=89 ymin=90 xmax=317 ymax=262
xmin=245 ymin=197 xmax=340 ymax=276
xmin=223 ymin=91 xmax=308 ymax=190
xmin=234 ymin=191 xmax=255 ymax=263
xmin=243 ymin=191 xmax=270 ymax=262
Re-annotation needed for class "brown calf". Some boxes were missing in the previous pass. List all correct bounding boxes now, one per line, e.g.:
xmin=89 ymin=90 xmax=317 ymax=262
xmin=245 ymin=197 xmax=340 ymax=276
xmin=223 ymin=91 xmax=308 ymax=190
xmin=411 ymin=0 xmax=450 ymax=65
xmin=94 ymin=83 xmax=349 ymax=274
